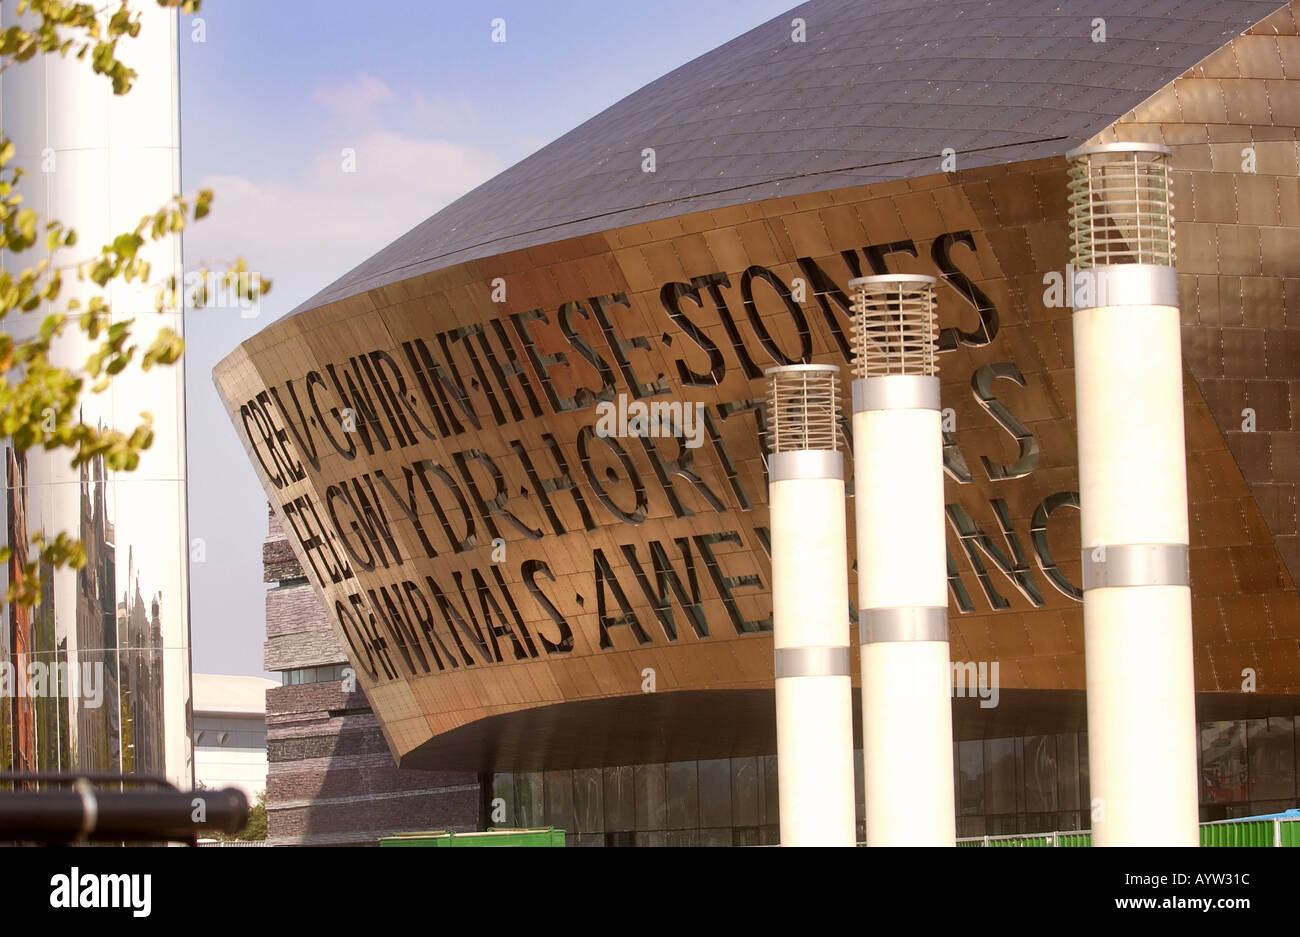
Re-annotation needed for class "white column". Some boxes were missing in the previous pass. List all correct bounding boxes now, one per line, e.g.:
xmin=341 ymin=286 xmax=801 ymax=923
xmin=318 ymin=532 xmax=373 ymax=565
xmin=767 ymin=365 xmax=856 ymax=846
xmin=853 ymin=382 xmax=955 ymax=845
xmin=849 ymin=275 xmax=954 ymax=846
xmin=1068 ymin=143 xmax=1199 ymax=846
xmin=0 ymin=3 xmax=192 ymax=788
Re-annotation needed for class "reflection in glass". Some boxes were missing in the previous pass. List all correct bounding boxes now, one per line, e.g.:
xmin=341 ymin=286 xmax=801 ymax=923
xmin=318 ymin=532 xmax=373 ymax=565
xmin=1247 ymin=717 xmax=1295 ymax=803
xmin=698 ymin=758 xmax=731 ymax=828
xmin=573 ymin=767 xmax=602 ymax=834
xmin=730 ymin=757 xmax=759 ymax=828
xmin=697 ymin=827 xmax=733 ymax=846
xmin=1022 ymin=735 xmax=1057 ymax=813
xmin=543 ymin=770 xmax=575 ymax=832
xmin=854 ymin=747 xmax=865 ymax=823
xmin=666 ymin=761 xmax=699 ymax=830
xmin=1057 ymin=810 xmax=1083 ymax=831
xmin=603 ymin=765 xmax=635 ymax=832
xmin=1056 ymin=733 xmax=1080 ymax=811
xmin=957 ymin=740 xmax=984 ymax=816
xmin=514 ymin=771 xmax=544 ymax=827
xmin=984 ymin=737 xmax=1017 ymax=815
xmin=987 ymin=813 xmax=1018 ymax=836
xmin=484 ymin=718 xmax=1300 ymax=844
xmin=762 ymin=755 xmax=779 ymax=826
xmin=1200 ymin=721 xmax=1247 ymax=805
xmin=1078 ymin=730 xmax=1090 ymax=810
xmin=1 ymin=447 xmax=187 ymax=784
xmin=634 ymin=763 xmax=666 ymax=832
xmin=490 ymin=773 xmax=514 ymax=826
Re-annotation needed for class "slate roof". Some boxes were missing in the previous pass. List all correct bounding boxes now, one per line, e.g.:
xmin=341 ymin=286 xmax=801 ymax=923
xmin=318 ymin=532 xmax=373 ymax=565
xmin=292 ymin=0 xmax=1287 ymax=314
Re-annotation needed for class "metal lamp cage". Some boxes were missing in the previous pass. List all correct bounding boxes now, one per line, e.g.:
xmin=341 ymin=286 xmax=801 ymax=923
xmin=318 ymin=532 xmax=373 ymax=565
xmin=1067 ymin=142 xmax=1175 ymax=268
xmin=848 ymin=274 xmax=939 ymax=379
xmin=766 ymin=364 xmax=841 ymax=453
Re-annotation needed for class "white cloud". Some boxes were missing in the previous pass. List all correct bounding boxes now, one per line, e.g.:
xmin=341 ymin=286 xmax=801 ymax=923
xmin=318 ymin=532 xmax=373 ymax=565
xmin=408 ymin=91 xmax=478 ymax=132
xmin=312 ymin=71 xmax=395 ymax=123
xmin=184 ymin=127 xmax=504 ymax=298
xmin=185 ymin=69 xmax=506 ymax=308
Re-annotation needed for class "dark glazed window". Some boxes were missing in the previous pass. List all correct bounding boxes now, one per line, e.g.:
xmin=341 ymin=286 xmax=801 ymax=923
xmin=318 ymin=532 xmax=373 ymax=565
xmin=984 ymin=738 xmax=1018 ymax=815
xmin=634 ymin=763 xmax=666 ymax=832
xmin=730 ymin=757 xmax=759 ymax=828
xmin=1056 ymin=810 xmax=1084 ymax=832
xmin=698 ymin=759 xmax=731 ymax=828
xmin=1247 ymin=716 xmax=1296 ymax=803
xmin=489 ymin=773 xmax=514 ymax=826
xmin=761 ymin=755 xmax=780 ymax=827
xmin=987 ymin=814 xmax=1018 ymax=836
xmin=573 ymin=768 xmax=603 ymax=834
xmin=543 ymin=770 xmax=575 ymax=832
xmin=1200 ymin=721 xmax=1248 ymax=805
xmin=1056 ymin=733 xmax=1080 ymax=812
xmin=697 ymin=827 xmax=734 ymax=847
xmin=1078 ymin=731 xmax=1090 ymax=812
xmin=514 ymin=771 xmax=544 ymax=828
xmin=603 ymin=765 xmax=635 ymax=832
xmin=666 ymin=761 xmax=699 ymax=830
xmin=957 ymin=740 xmax=984 ymax=816
xmin=854 ymin=748 xmax=866 ymax=824
xmin=1022 ymin=735 xmax=1058 ymax=814
xmin=489 ymin=714 xmax=1300 ymax=845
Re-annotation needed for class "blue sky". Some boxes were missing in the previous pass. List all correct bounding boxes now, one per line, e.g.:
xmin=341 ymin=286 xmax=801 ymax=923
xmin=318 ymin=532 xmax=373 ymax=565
xmin=180 ymin=0 xmax=798 ymax=676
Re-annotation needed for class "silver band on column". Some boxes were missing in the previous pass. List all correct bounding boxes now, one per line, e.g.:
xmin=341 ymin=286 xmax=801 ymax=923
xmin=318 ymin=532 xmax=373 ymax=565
xmin=852 ymin=375 xmax=940 ymax=413
xmin=769 ymin=450 xmax=844 ymax=482
xmin=1081 ymin=542 xmax=1189 ymax=590
xmin=774 ymin=645 xmax=852 ymax=678
xmin=861 ymin=606 xmax=949 ymax=644
xmin=1071 ymin=264 xmax=1178 ymax=311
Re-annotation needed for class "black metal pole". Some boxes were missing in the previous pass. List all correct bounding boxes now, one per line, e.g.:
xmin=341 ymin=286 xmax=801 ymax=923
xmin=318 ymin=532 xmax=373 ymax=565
xmin=0 ymin=785 xmax=249 ymax=844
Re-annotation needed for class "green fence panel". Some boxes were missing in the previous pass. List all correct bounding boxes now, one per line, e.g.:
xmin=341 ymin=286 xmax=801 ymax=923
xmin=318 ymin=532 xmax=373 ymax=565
xmin=380 ymin=828 xmax=566 ymax=847
xmin=1202 ymin=820 xmax=1271 ymax=847
xmin=388 ymin=820 xmax=1299 ymax=848
xmin=957 ymin=818 xmax=1300 ymax=848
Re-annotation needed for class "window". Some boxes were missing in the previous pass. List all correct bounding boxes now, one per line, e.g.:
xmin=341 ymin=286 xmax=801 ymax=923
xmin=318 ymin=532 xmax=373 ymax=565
xmin=280 ymin=664 xmax=350 ymax=686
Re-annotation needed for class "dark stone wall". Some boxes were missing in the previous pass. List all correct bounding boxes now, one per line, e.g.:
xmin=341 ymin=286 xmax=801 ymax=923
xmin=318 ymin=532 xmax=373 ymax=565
xmin=262 ymin=506 xmax=480 ymax=845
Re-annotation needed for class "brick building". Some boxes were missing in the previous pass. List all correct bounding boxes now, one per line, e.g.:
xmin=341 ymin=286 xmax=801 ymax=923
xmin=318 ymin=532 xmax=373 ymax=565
xmin=262 ymin=507 xmax=478 ymax=845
